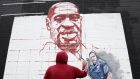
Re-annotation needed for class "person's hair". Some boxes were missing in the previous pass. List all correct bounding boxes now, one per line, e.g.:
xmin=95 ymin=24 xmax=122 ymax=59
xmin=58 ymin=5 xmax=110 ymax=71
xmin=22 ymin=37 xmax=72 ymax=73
xmin=48 ymin=2 xmax=79 ymax=19
xmin=89 ymin=50 xmax=97 ymax=57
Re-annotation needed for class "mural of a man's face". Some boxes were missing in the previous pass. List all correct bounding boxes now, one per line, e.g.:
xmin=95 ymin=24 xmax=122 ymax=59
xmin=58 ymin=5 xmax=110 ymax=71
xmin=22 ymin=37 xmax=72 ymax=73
xmin=46 ymin=2 xmax=82 ymax=53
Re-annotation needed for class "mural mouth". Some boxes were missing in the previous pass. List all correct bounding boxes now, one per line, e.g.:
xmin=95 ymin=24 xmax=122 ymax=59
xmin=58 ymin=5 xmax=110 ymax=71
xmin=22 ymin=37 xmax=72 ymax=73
xmin=59 ymin=32 xmax=78 ymax=44
xmin=56 ymin=25 xmax=81 ymax=51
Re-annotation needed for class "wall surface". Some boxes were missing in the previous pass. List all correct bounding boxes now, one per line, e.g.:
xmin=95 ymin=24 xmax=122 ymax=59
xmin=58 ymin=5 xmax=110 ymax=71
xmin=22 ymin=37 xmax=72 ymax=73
xmin=0 ymin=0 xmax=140 ymax=79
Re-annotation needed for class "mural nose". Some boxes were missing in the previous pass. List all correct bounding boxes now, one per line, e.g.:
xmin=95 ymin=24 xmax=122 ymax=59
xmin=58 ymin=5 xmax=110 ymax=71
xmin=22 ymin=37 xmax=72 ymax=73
xmin=62 ymin=18 xmax=74 ymax=26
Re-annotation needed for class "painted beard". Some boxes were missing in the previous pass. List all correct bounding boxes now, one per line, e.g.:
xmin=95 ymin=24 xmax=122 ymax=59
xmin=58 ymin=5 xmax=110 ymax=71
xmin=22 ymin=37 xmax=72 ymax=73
xmin=55 ymin=24 xmax=81 ymax=53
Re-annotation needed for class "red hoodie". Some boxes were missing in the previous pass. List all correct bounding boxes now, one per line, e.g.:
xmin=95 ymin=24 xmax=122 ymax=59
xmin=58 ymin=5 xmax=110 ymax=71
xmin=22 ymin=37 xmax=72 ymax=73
xmin=44 ymin=51 xmax=87 ymax=79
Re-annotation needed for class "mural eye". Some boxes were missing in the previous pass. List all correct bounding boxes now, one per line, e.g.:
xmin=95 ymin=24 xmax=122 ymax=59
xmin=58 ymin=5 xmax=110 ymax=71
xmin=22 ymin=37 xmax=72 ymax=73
xmin=70 ymin=14 xmax=80 ymax=21
xmin=54 ymin=14 xmax=65 ymax=22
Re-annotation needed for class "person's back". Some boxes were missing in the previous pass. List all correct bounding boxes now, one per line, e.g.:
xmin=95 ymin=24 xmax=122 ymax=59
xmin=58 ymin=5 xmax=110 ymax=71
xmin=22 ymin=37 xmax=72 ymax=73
xmin=44 ymin=51 xmax=87 ymax=79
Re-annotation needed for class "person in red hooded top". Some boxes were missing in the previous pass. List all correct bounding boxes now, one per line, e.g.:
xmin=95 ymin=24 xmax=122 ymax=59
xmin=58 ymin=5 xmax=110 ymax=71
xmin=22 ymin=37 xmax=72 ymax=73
xmin=44 ymin=51 xmax=88 ymax=79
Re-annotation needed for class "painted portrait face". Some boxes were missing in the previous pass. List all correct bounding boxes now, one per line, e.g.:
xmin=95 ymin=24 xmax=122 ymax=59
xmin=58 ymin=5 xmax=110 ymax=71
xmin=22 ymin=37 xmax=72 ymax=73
xmin=46 ymin=2 xmax=82 ymax=53
xmin=89 ymin=52 xmax=97 ymax=64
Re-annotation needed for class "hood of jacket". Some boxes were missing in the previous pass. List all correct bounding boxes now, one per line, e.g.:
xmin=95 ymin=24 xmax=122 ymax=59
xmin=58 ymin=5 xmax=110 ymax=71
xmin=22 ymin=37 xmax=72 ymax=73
xmin=56 ymin=51 xmax=68 ymax=64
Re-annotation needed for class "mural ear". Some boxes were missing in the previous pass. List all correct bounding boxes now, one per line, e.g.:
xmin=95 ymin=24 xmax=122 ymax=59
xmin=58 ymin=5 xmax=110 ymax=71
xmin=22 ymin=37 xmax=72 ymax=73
xmin=80 ymin=16 xmax=82 ymax=26
xmin=80 ymin=16 xmax=82 ymax=21
xmin=46 ymin=17 xmax=51 ymax=30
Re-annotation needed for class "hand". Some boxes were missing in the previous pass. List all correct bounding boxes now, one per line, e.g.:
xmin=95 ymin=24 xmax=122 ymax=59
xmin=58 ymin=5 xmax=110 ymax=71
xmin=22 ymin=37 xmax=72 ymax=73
xmin=107 ymin=72 xmax=112 ymax=79
xmin=81 ymin=59 xmax=88 ymax=72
